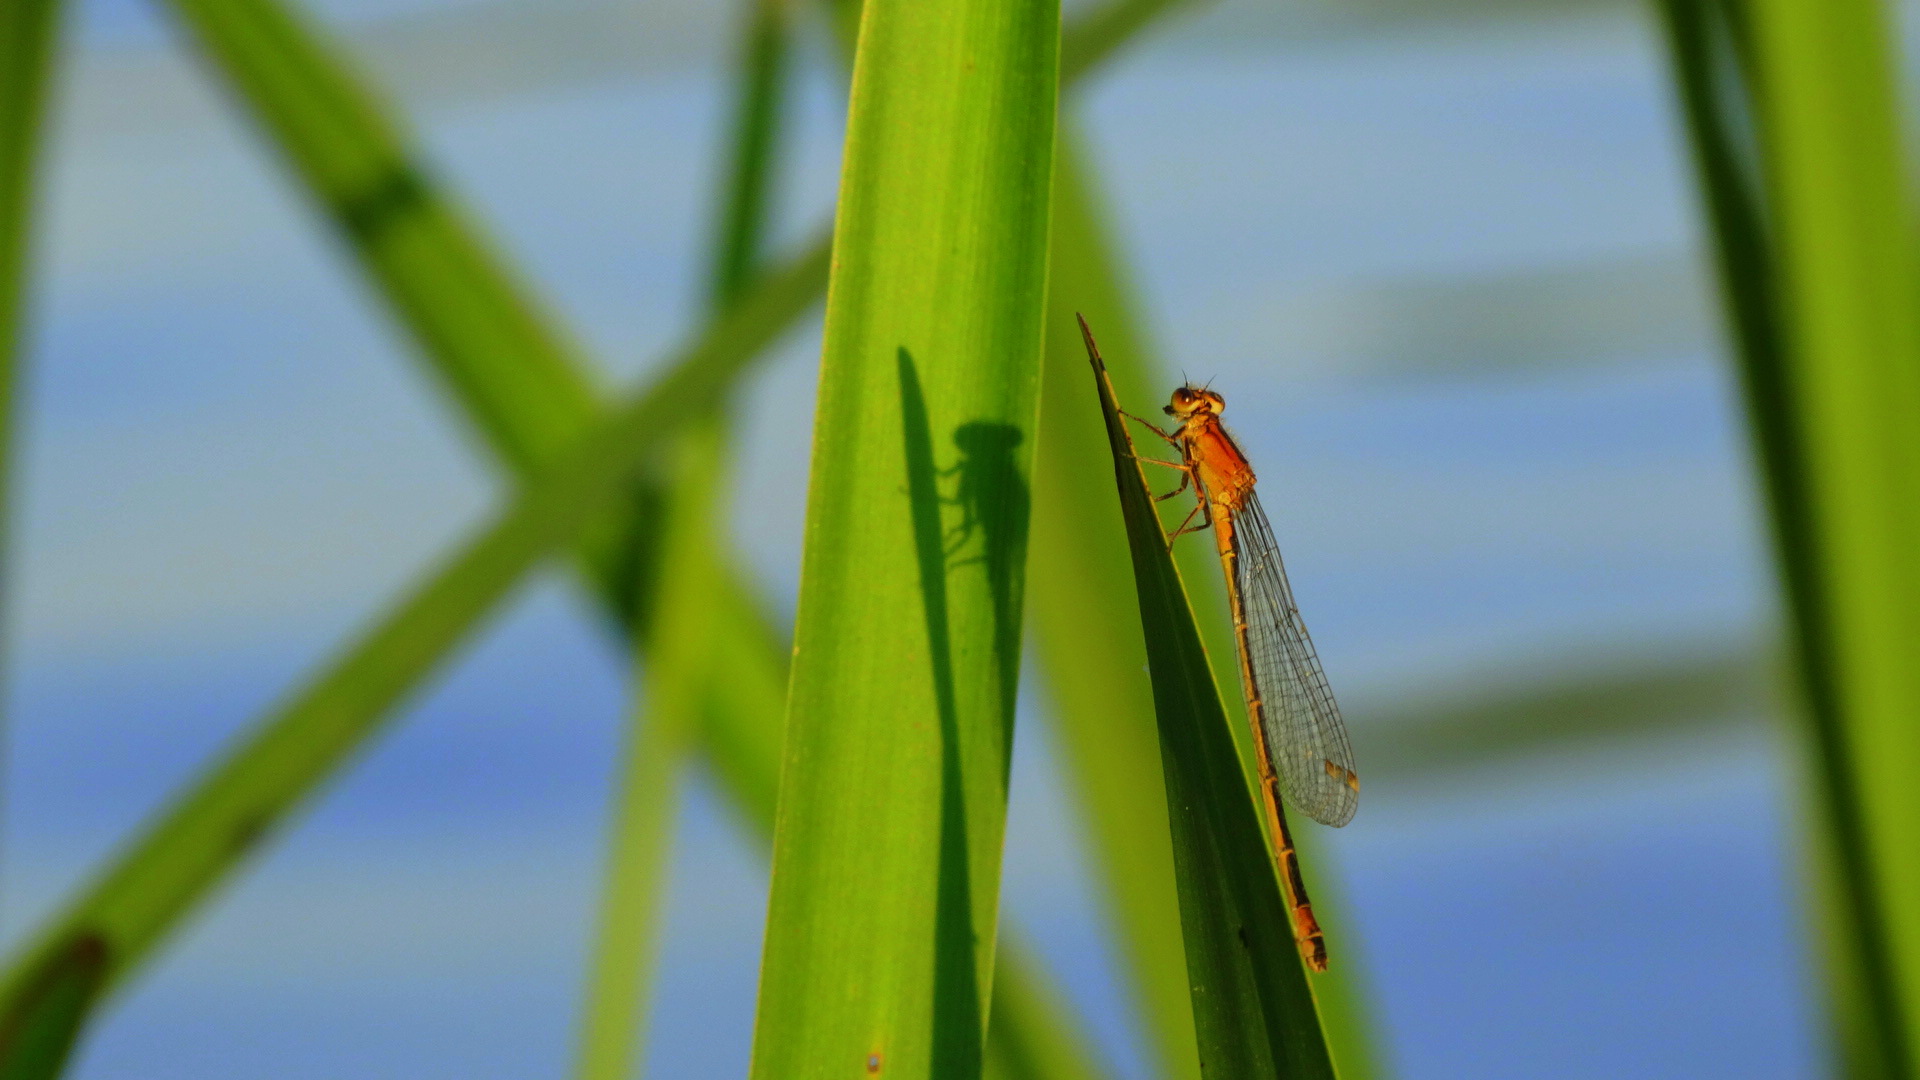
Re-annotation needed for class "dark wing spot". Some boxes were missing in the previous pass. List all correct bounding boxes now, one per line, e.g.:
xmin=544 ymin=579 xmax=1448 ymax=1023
xmin=1324 ymin=759 xmax=1360 ymax=793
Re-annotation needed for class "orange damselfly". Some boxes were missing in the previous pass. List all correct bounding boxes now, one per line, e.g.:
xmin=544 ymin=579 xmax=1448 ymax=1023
xmin=1079 ymin=315 xmax=1359 ymax=972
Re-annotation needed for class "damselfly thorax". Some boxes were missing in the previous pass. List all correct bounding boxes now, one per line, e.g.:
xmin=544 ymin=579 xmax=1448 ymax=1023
xmin=1169 ymin=392 xmax=1257 ymax=513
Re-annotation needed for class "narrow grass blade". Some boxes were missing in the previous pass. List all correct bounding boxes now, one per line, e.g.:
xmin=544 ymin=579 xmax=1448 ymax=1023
xmin=572 ymin=0 xmax=792 ymax=1072
xmin=1080 ymin=325 xmax=1335 ymax=1080
xmin=704 ymin=0 xmax=791 ymax=307
xmin=808 ymin=10 xmax=1222 ymax=1069
xmin=0 ymin=0 xmax=64 ymax=908
xmin=746 ymin=0 xmax=1058 ymax=1073
xmin=0 ymin=243 xmax=824 ymax=1080
xmin=1650 ymin=8 xmax=1882 ymax=1073
xmin=1660 ymin=1 xmax=1920 ymax=1077
xmin=0 ymin=0 xmax=60 ymax=374
xmin=572 ymin=427 xmax=722 ymax=1080
xmin=1737 ymin=1 xmax=1920 ymax=1077
xmin=160 ymin=0 xmax=603 ymax=471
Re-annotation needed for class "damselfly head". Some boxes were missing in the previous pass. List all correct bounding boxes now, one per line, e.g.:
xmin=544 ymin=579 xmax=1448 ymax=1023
xmin=1165 ymin=385 xmax=1226 ymax=419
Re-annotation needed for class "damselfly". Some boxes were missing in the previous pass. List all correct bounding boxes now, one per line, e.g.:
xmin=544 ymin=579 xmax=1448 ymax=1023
xmin=1080 ymin=315 xmax=1358 ymax=972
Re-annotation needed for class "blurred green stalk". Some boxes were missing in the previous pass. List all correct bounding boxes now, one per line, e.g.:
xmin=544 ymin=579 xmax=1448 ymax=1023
xmin=0 ymin=0 xmax=59 ymax=404
xmin=1657 ymin=0 xmax=1920 ymax=1077
xmin=572 ymin=423 xmax=725 ymax=1080
xmin=0 ymin=0 xmax=63 ymax=919
xmin=571 ymin=0 xmax=789 ymax=1075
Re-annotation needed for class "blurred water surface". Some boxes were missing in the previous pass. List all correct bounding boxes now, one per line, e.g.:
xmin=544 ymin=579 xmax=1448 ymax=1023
xmin=3 ymin=1 xmax=1816 ymax=1077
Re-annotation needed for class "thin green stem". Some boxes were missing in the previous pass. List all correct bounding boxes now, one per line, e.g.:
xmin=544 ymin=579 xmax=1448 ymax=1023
xmin=572 ymin=0 xmax=792 ymax=1074
xmin=1651 ymin=4 xmax=1902 ymax=1077
xmin=162 ymin=0 xmax=603 ymax=470
xmin=707 ymin=0 xmax=790 ymax=305
xmin=0 ymin=0 xmax=63 ymax=925
xmin=573 ymin=420 xmax=726 ymax=1080
xmin=1663 ymin=0 xmax=1920 ymax=1078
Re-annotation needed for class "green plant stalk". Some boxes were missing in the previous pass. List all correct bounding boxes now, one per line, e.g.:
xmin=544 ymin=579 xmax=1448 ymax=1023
xmin=746 ymin=0 xmax=1058 ymax=1072
xmin=161 ymin=0 xmax=603 ymax=470
xmin=1738 ymin=1 xmax=1920 ymax=1077
xmin=705 ymin=0 xmax=791 ymax=307
xmin=793 ymin=18 xmax=1124 ymax=1072
xmin=0 ymin=0 xmax=63 ymax=920
xmin=1082 ymin=325 xmax=1334 ymax=1079
xmin=0 ymin=0 xmax=59 ymax=387
xmin=572 ymin=0 xmax=790 ymax=1072
xmin=816 ymin=0 xmax=1221 ymax=1063
xmin=1650 ymin=5 xmax=1899 ymax=1077
xmin=572 ymin=423 xmax=722 ymax=1080
xmin=0 ymin=239 xmax=827 ymax=1080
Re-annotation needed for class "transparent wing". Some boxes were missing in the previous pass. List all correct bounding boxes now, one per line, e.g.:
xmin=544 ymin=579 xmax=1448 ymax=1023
xmin=1231 ymin=491 xmax=1358 ymax=827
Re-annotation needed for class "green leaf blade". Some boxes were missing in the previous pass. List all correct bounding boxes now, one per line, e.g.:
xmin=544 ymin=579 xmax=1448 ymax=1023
xmin=748 ymin=0 xmax=1059 ymax=1074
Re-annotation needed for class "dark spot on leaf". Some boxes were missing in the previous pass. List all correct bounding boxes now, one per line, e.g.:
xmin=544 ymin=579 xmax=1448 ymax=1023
xmin=230 ymin=810 xmax=272 ymax=856
xmin=334 ymin=164 xmax=430 ymax=243
xmin=0 ymin=930 xmax=111 ymax=1071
